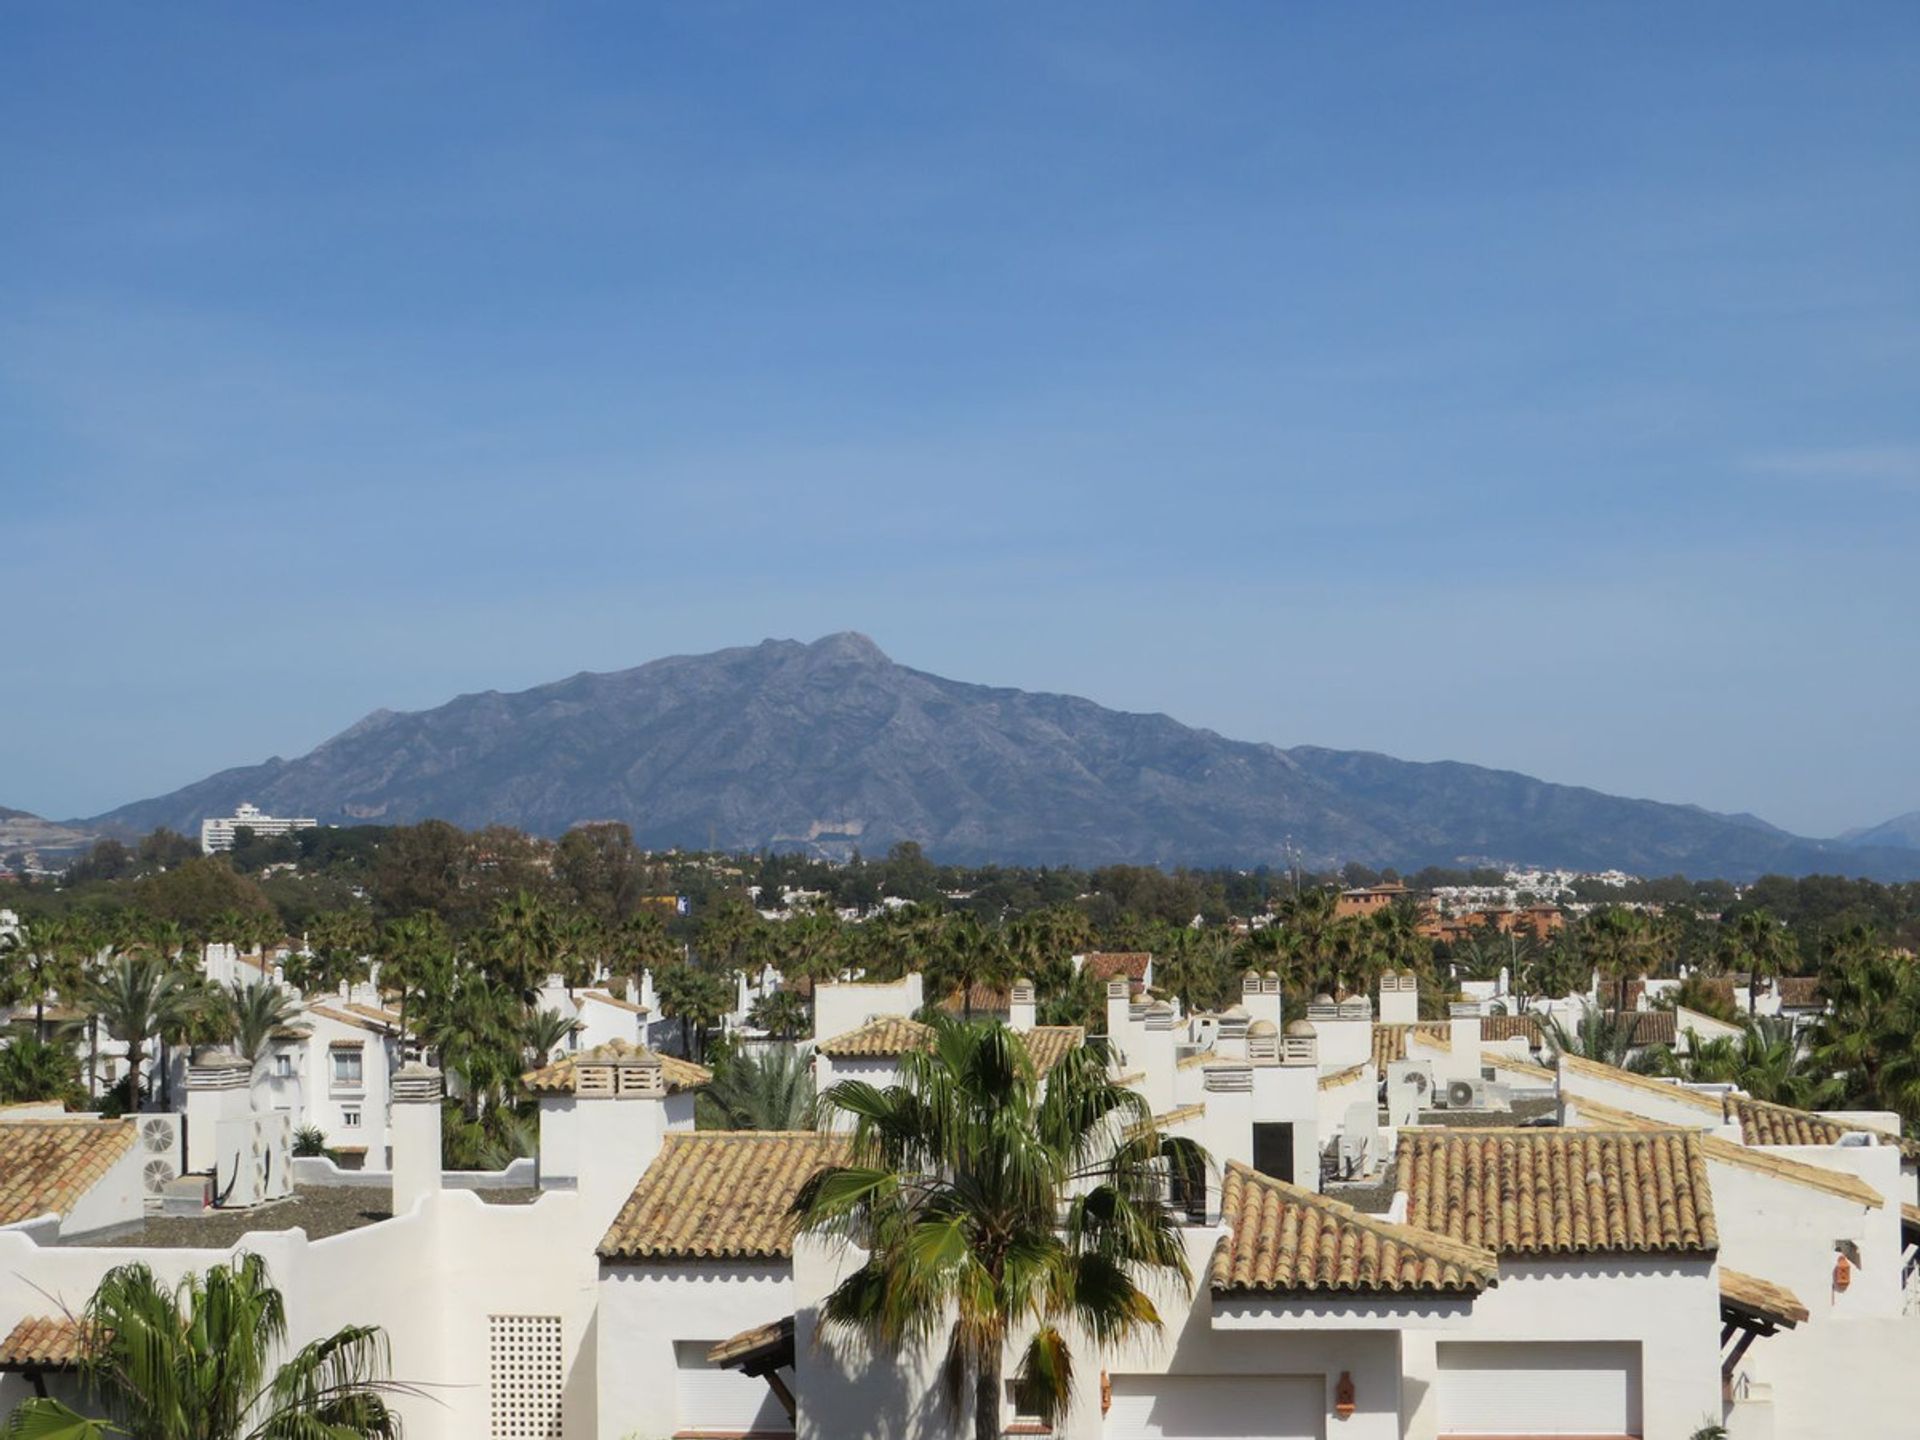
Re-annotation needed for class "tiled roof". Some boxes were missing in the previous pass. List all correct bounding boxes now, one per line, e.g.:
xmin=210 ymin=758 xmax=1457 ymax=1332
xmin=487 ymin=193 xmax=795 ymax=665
xmin=815 ymin=1018 xmax=1084 ymax=1077
xmin=0 ymin=1316 xmax=91 ymax=1369
xmin=1725 ymin=1095 xmax=1920 ymax=1161
xmin=1902 ymin=1202 xmax=1920 ymax=1237
xmin=1017 ymin=1026 xmax=1085 ymax=1078
xmin=1373 ymin=1023 xmax=1450 ymax=1070
xmin=1212 ymin=1164 xmax=1497 ymax=1296
xmin=1485 ymin=1053 xmax=1556 ymax=1084
xmin=935 ymin=984 xmax=1011 ymax=1014
xmin=1556 ymin=1054 xmax=1725 ymax=1114
xmin=1153 ymin=1104 xmax=1206 ymax=1128
xmin=1600 ymin=1010 xmax=1677 ymax=1047
xmin=1567 ymin=1098 xmax=1885 ymax=1209
xmin=521 ymin=1039 xmax=712 ymax=1094
xmin=1317 ymin=1064 xmax=1369 ymax=1091
xmin=598 ymin=1131 xmax=847 ymax=1261
xmin=0 ymin=1119 xmax=136 ymax=1227
xmin=579 ymin=990 xmax=647 ymax=1014
xmin=1721 ymin=1268 xmax=1808 ymax=1327
xmin=816 ymin=1015 xmax=934 ymax=1058
xmin=1397 ymin=1127 xmax=1719 ymax=1256
xmin=1083 ymin=952 xmax=1151 ymax=982
xmin=707 ymin=1316 xmax=793 ymax=1369
xmin=308 ymin=1004 xmax=395 ymax=1034
xmin=1176 ymin=1049 xmax=1218 ymax=1070
xmin=1479 ymin=1015 xmax=1542 ymax=1045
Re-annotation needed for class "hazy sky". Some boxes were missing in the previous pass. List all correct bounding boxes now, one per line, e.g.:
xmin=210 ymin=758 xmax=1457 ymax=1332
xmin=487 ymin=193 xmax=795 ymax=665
xmin=4 ymin=4 xmax=1916 ymax=836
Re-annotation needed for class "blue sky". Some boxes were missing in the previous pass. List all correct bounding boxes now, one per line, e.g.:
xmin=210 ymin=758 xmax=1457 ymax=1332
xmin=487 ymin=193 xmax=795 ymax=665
xmin=4 ymin=4 xmax=1916 ymax=837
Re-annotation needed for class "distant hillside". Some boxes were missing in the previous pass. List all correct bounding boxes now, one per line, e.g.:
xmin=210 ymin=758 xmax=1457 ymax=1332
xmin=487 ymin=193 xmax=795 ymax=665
xmin=80 ymin=633 xmax=1920 ymax=881
xmin=1838 ymin=810 xmax=1920 ymax=852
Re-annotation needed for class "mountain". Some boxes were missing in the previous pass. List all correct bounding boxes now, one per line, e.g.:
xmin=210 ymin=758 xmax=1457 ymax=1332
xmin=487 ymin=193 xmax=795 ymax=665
xmin=80 ymin=633 xmax=1920 ymax=881
xmin=1836 ymin=810 xmax=1920 ymax=852
xmin=0 ymin=807 xmax=100 ymax=870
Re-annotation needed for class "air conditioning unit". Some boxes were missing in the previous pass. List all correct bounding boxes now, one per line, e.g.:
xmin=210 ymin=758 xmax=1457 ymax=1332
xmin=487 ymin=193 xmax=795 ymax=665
xmin=136 ymin=1115 xmax=184 ymax=1214
xmin=213 ymin=1112 xmax=294 ymax=1210
xmin=1386 ymin=1061 xmax=1435 ymax=1126
xmin=1443 ymin=1079 xmax=1491 ymax=1110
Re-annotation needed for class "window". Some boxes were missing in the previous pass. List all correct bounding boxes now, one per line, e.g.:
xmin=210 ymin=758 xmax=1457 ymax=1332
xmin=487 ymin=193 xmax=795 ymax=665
xmin=274 ymin=1054 xmax=293 ymax=1078
xmin=341 ymin=1108 xmax=362 ymax=1128
xmin=489 ymin=1314 xmax=563 ymax=1439
xmin=1253 ymin=1123 xmax=1295 ymax=1184
xmin=330 ymin=1049 xmax=363 ymax=1086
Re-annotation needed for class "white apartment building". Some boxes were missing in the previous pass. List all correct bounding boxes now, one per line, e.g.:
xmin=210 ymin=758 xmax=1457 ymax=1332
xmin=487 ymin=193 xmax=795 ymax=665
xmin=4 ymin=962 xmax=1917 ymax=1439
xmin=200 ymin=802 xmax=317 ymax=854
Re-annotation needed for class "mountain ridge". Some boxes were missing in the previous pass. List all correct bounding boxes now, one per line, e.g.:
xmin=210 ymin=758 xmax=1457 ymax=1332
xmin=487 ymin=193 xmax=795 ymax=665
xmin=67 ymin=633 xmax=1920 ymax=881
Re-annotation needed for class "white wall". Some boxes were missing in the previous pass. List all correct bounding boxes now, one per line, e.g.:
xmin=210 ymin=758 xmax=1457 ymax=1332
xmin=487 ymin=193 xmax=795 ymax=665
xmin=812 ymin=977 xmax=923 ymax=1043
xmin=599 ymin=1260 xmax=793 ymax=1439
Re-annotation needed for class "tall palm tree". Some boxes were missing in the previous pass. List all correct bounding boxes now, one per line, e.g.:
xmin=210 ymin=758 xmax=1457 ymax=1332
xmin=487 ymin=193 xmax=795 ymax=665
xmin=84 ymin=951 xmax=195 ymax=1112
xmin=794 ymin=1018 xmax=1195 ymax=1440
xmin=5 ymin=1252 xmax=408 ymax=1439
xmin=225 ymin=979 xmax=301 ymax=1061
xmin=1717 ymin=908 xmax=1798 ymax=1016
xmin=747 ymin=987 xmax=811 ymax=1040
xmin=483 ymin=891 xmax=559 ymax=1004
xmin=1680 ymin=1018 xmax=1839 ymax=1109
xmin=522 ymin=1006 xmax=579 ymax=1065
xmin=377 ymin=911 xmax=452 ymax=1052
xmin=0 ymin=917 xmax=85 ymax=1043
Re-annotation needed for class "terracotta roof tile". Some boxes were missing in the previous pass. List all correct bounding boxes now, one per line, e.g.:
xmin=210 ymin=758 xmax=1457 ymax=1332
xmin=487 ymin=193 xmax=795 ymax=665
xmin=815 ymin=1018 xmax=1084 ymax=1077
xmin=1600 ymin=1010 xmax=1677 ymax=1046
xmin=1373 ymin=1023 xmax=1450 ymax=1070
xmin=1016 ymin=1026 xmax=1085 ymax=1078
xmin=1083 ymin=952 xmax=1151 ymax=982
xmin=1479 ymin=1016 xmax=1542 ymax=1045
xmin=1177 ymin=1049 xmax=1218 ymax=1071
xmin=935 ymin=983 xmax=1011 ymax=1014
xmin=579 ymin=990 xmax=648 ymax=1014
xmin=1317 ymin=1064 xmax=1369 ymax=1091
xmin=1153 ymin=1104 xmax=1206 ymax=1128
xmin=0 ymin=1119 xmax=136 ymax=1227
xmin=521 ymin=1039 xmax=711 ymax=1094
xmin=1725 ymin=1095 xmax=1920 ymax=1161
xmin=1485 ymin=1053 xmax=1556 ymax=1084
xmin=816 ymin=1015 xmax=934 ymax=1058
xmin=0 ymin=1316 xmax=91 ymax=1369
xmin=1397 ymin=1127 xmax=1718 ymax=1256
xmin=1566 ymin=1098 xmax=1885 ymax=1208
xmin=598 ymin=1131 xmax=847 ymax=1261
xmin=1213 ymin=1164 xmax=1497 ymax=1295
xmin=1556 ymin=1054 xmax=1725 ymax=1114
xmin=308 ymin=1004 xmax=395 ymax=1034
xmin=1721 ymin=1268 xmax=1808 ymax=1327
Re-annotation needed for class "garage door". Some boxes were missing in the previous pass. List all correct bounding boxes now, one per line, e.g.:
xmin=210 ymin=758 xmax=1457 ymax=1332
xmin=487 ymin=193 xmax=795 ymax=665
xmin=1437 ymin=1342 xmax=1641 ymax=1436
xmin=1107 ymin=1375 xmax=1323 ymax=1440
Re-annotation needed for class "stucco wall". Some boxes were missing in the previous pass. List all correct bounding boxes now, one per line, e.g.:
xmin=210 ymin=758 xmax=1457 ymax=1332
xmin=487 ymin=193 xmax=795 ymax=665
xmin=599 ymin=1259 xmax=792 ymax=1440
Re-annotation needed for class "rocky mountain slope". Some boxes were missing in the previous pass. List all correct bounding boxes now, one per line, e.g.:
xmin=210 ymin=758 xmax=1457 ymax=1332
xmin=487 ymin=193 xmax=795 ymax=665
xmin=78 ymin=633 xmax=1920 ymax=880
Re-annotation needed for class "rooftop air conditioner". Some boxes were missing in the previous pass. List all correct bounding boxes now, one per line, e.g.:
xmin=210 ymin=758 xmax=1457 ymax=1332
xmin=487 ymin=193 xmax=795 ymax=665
xmin=1443 ymin=1079 xmax=1491 ymax=1110
xmin=136 ymin=1115 xmax=183 ymax=1214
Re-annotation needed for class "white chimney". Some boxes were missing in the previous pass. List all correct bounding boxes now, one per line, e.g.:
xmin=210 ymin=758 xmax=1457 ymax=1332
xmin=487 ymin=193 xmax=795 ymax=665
xmin=1009 ymin=977 xmax=1036 ymax=1032
xmin=1449 ymin=1002 xmax=1483 ymax=1062
xmin=1105 ymin=979 xmax=1131 ymax=1066
xmin=1142 ymin=1001 xmax=1176 ymax=1115
xmin=1201 ymin=1062 xmax=1253 ymax=1173
xmin=1379 ymin=971 xmax=1418 ymax=1025
xmin=184 ymin=1051 xmax=252 ymax=1175
xmin=575 ymin=1049 xmax=670 ymax=1242
xmin=390 ymin=1063 xmax=444 ymax=1214
xmin=1216 ymin=1006 xmax=1250 ymax=1061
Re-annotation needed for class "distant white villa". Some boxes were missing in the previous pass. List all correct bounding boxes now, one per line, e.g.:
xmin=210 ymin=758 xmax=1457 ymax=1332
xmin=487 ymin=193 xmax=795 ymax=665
xmin=200 ymin=802 xmax=317 ymax=854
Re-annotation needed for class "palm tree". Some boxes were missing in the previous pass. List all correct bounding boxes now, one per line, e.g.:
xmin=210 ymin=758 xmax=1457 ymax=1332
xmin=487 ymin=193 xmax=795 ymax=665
xmin=1809 ymin=936 xmax=1920 ymax=1125
xmin=698 ymin=1044 xmax=814 ymax=1130
xmin=523 ymin=1007 xmax=579 ymax=1065
xmin=1680 ymin=1018 xmax=1839 ymax=1109
xmin=4 ymin=1251 xmax=408 ymax=1439
xmin=0 ymin=1029 xmax=83 ymax=1107
xmin=747 ymin=987 xmax=810 ymax=1040
xmin=1717 ymin=908 xmax=1798 ymax=1016
xmin=483 ymin=891 xmax=559 ymax=1004
xmin=84 ymin=951 xmax=195 ymax=1112
xmin=794 ymin=1018 xmax=1195 ymax=1440
xmin=1579 ymin=907 xmax=1661 ymax=1014
xmin=377 ymin=911 xmax=452 ymax=1052
xmin=652 ymin=962 xmax=732 ymax=1061
xmin=615 ymin=909 xmax=681 ymax=994
xmin=225 ymin=979 xmax=301 ymax=1061
xmin=0 ymin=917 xmax=85 ymax=1043
xmin=1542 ymin=1008 xmax=1650 ymax=1069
